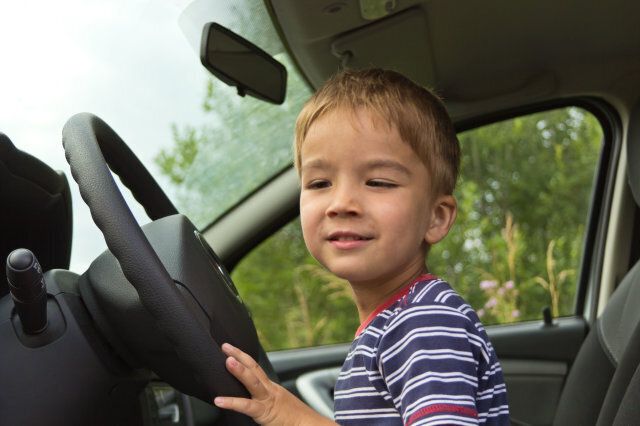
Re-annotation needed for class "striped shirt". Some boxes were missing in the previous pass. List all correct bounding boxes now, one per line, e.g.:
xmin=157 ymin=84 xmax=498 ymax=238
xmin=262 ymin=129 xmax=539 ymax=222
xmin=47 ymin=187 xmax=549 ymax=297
xmin=334 ymin=274 xmax=509 ymax=425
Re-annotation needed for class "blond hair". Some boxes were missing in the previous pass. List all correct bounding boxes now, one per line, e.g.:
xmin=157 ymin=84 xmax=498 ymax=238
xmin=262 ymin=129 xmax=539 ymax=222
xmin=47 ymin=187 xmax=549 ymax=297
xmin=294 ymin=68 xmax=460 ymax=195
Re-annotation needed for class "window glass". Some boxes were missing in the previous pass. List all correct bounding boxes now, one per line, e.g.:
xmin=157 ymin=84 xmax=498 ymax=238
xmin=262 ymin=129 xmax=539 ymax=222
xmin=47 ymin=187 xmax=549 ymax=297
xmin=232 ymin=220 xmax=358 ymax=351
xmin=430 ymin=107 xmax=602 ymax=325
xmin=1 ymin=0 xmax=311 ymax=272
xmin=158 ymin=0 xmax=313 ymax=228
xmin=232 ymin=106 xmax=603 ymax=350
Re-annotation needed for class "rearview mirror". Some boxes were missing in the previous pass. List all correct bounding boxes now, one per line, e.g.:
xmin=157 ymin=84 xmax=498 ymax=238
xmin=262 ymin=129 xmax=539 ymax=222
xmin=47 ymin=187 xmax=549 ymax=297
xmin=200 ymin=22 xmax=287 ymax=105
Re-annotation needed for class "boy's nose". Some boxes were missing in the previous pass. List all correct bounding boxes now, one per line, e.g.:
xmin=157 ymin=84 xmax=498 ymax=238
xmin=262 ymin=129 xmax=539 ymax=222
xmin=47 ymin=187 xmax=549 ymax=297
xmin=326 ymin=186 xmax=361 ymax=217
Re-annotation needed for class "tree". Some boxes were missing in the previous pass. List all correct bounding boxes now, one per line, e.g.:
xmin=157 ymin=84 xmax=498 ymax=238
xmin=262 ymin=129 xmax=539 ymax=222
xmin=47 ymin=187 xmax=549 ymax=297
xmin=155 ymin=0 xmax=312 ymax=227
xmin=232 ymin=220 xmax=358 ymax=350
xmin=430 ymin=108 xmax=602 ymax=323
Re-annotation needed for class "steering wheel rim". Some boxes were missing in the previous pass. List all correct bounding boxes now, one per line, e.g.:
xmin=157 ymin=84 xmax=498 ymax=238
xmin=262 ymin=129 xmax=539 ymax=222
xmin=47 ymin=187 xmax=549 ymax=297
xmin=62 ymin=112 xmax=249 ymax=400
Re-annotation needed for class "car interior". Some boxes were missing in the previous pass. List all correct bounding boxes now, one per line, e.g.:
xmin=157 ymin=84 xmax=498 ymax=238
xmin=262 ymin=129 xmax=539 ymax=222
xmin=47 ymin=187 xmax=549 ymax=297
xmin=1 ymin=0 xmax=640 ymax=425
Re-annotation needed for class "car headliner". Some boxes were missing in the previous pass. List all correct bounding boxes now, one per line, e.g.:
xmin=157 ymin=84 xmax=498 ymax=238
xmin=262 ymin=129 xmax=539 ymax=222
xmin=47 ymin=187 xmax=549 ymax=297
xmin=269 ymin=0 xmax=640 ymax=120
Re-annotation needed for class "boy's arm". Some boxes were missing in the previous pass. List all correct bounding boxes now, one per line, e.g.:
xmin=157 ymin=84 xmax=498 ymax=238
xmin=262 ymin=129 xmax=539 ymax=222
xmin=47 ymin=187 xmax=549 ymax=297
xmin=214 ymin=343 xmax=338 ymax=426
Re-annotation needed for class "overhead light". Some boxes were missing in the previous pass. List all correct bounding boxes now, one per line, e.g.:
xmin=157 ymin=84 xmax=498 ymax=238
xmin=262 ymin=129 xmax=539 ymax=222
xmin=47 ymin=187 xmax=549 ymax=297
xmin=359 ymin=0 xmax=396 ymax=20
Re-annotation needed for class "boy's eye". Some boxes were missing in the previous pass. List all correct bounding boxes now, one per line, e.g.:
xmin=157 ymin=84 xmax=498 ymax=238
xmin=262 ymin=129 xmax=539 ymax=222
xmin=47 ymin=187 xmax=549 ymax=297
xmin=306 ymin=180 xmax=331 ymax=190
xmin=366 ymin=179 xmax=397 ymax=188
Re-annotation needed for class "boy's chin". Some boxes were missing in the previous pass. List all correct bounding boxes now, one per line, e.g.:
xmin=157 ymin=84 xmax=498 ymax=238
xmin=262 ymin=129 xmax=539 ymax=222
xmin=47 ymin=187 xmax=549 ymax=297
xmin=328 ymin=266 xmax=379 ymax=285
xmin=320 ymin=257 xmax=397 ymax=284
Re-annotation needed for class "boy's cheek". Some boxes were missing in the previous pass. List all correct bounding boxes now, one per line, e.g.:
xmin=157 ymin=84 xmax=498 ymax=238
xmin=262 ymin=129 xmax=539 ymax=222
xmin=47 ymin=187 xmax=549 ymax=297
xmin=299 ymin=196 xmax=322 ymax=224
xmin=299 ymin=207 xmax=319 ymax=251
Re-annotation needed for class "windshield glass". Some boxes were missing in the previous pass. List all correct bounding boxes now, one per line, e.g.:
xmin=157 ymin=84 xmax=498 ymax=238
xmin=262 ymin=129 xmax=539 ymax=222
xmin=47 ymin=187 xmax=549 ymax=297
xmin=0 ymin=0 xmax=310 ymax=272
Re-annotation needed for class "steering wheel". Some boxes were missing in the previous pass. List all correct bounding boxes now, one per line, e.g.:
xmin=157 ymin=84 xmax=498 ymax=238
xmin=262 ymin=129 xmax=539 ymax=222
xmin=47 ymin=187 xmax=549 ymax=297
xmin=61 ymin=112 xmax=262 ymax=424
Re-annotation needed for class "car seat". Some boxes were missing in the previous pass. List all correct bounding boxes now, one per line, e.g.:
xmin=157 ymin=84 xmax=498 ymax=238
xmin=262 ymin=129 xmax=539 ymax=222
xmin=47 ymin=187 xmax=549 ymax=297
xmin=0 ymin=133 xmax=72 ymax=297
xmin=550 ymin=104 xmax=640 ymax=425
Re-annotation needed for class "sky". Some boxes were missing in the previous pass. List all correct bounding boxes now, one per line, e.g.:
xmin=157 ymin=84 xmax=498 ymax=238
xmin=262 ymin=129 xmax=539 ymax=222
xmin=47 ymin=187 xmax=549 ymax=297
xmin=0 ymin=0 xmax=213 ymax=271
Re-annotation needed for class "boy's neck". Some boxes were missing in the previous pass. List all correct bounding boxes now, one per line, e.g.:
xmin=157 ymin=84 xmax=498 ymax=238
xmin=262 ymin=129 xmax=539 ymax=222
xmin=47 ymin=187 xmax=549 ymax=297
xmin=350 ymin=265 xmax=429 ymax=324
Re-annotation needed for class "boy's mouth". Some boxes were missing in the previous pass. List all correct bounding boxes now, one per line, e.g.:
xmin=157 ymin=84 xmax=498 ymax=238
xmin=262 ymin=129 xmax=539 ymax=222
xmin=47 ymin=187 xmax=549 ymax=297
xmin=327 ymin=231 xmax=372 ymax=241
xmin=327 ymin=232 xmax=373 ymax=249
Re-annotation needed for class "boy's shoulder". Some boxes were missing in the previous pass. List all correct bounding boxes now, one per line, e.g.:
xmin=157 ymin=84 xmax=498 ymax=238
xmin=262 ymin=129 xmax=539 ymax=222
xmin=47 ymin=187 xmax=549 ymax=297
xmin=390 ymin=274 xmax=478 ymax=324
xmin=360 ymin=274 xmax=495 ymax=367
xmin=357 ymin=274 xmax=481 ymax=338
xmin=405 ymin=274 xmax=463 ymax=306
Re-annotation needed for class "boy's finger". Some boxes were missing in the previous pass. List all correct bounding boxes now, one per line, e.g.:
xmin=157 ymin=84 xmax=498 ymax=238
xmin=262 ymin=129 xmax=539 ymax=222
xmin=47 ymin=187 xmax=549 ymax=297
xmin=225 ymin=356 xmax=270 ymax=400
xmin=214 ymin=396 xmax=265 ymax=419
xmin=221 ymin=343 xmax=271 ymax=383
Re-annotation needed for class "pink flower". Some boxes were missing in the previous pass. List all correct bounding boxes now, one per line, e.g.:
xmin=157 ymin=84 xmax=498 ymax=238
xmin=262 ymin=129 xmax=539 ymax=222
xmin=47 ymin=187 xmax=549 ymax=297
xmin=505 ymin=280 xmax=515 ymax=289
xmin=511 ymin=309 xmax=520 ymax=318
xmin=498 ymin=287 xmax=506 ymax=296
xmin=480 ymin=280 xmax=497 ymax=290
xmin=484 ymin=297 xmax=498 ymax=308
xmin=477 ymin=309 xmax=485 ymax=318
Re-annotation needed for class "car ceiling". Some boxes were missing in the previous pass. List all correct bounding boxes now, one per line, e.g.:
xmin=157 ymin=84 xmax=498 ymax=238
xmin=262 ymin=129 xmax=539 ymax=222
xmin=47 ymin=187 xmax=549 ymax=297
xmin=268 ymin=0 xmax=640 ymax=120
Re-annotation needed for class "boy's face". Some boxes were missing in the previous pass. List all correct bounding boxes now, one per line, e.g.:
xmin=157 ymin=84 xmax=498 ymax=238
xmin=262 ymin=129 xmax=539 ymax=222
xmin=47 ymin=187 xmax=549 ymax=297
xmin=299 ymin=108 xmax=453 ymax=286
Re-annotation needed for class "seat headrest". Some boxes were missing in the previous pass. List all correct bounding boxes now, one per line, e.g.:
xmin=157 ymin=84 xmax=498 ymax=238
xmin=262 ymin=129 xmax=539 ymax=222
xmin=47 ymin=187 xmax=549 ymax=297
xmin=0 ymin=133 xmax=72 ymax=297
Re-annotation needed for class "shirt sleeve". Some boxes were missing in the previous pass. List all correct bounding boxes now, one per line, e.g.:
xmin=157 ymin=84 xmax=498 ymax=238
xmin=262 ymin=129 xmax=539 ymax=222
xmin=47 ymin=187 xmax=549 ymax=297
xmin=377 ymin=304 xmax=482 ymax=425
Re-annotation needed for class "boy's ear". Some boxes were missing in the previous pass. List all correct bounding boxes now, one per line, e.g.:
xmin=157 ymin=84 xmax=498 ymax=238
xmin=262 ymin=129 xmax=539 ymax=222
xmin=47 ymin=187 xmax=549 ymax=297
xmin=424 ymin=195 xmax=457 ymax=245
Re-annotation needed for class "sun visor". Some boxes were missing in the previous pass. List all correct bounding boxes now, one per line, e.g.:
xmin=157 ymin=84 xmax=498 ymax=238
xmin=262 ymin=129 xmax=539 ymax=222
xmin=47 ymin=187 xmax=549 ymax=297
xmin=628 ymin=101 xmax=640 ymax=207
xmin=331 ymin=8 xmax=435 ymax=89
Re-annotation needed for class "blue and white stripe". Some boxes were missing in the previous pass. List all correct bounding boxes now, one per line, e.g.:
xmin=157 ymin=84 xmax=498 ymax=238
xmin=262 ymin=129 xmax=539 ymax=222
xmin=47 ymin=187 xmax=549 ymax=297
xmin=333 ymin=277 xmax=510 ymax=425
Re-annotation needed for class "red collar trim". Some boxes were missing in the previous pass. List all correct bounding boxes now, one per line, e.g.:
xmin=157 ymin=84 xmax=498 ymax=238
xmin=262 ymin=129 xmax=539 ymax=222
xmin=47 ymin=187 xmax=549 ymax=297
xmin=355 ymin=273 xmax=436 ymax=337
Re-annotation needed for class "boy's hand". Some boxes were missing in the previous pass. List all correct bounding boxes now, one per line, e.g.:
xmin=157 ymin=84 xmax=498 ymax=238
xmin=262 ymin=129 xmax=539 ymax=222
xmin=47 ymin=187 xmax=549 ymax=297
xmin=214 ymin=343 xmax=337 ymax=426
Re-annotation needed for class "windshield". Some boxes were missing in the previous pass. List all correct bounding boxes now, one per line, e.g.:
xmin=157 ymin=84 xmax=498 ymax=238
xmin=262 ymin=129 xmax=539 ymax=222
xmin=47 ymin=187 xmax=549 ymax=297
xmin=0 ymin=0 xmax=310 ymax=272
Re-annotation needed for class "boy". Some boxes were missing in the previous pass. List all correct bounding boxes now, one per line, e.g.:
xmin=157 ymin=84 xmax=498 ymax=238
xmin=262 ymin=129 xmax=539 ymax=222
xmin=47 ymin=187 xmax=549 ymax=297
xmin=214 ymin=69 xmax=510 ymax=425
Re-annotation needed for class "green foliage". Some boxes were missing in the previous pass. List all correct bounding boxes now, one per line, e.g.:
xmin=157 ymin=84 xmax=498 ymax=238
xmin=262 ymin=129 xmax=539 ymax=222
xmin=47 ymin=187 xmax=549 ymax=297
xmin=155 ymin=125 xmax=199 ymax=184
xmin=430 ymin=108 xmax=602 ymax=324
xmin=231 ymin=221 xmax=358 ymax=350
xmin=154 ymin=64 xmax=310 ymax=227
xmin=153 ymin=0 xmax=311 ymax=227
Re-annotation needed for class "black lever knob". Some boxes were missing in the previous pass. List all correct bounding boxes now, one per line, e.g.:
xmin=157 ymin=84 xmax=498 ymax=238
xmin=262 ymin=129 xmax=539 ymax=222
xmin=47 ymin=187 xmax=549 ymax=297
xmin=6 ymin=248 xmax=48 ymax=334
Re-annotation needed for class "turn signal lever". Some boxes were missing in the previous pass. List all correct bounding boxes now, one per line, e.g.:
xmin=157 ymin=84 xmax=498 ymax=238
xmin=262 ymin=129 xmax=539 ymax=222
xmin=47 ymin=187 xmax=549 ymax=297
xmin=6 ymin=248 xmax=48 ymax=334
